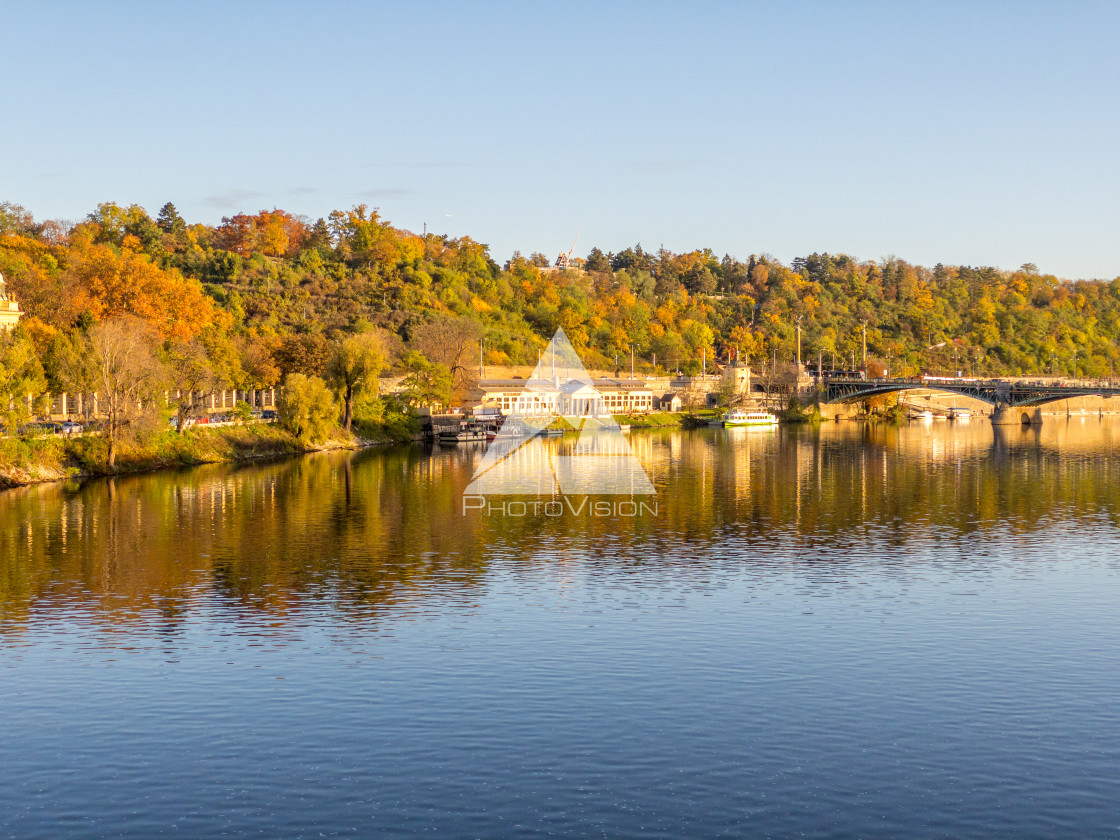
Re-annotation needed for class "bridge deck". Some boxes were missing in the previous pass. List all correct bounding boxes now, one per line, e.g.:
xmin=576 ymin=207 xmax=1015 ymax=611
xmin=820 ymin=377 xmax=1120 ymax=407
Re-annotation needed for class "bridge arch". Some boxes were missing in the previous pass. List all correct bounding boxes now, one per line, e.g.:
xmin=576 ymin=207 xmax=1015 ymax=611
xmin=820 ymin=379 xmax=995 ymax=405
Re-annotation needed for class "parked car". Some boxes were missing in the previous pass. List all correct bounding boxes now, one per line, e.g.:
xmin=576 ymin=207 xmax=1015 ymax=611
xmin=60 ymin=421 xmax=83 ymax=434
xmin=19 ymin=422 xmax=62 ymax=437
xmin=262 ymin=410 xmax=278 ymax=420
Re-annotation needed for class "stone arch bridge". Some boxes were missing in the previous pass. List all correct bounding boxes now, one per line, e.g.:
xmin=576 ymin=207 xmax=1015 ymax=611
xmin=820 ymin=377 xmax=1120 ymax=424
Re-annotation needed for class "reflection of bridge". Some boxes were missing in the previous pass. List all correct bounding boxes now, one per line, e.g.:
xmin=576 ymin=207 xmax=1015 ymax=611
xmin=821 ymin=377 xmax=1120 ymax=423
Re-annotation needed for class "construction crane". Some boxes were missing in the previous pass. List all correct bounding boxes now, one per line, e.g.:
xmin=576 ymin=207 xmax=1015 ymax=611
xmin=554 ymin=226 xmax=583 ymax=269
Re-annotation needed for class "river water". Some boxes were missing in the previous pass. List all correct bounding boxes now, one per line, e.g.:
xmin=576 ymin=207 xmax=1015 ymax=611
xmin=2 ymin=418 xmax=1119 ymax=838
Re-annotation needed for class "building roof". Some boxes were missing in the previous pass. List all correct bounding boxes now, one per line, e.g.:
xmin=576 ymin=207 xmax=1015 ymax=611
xmin=478 ymin=378 xmax=650 ymax=391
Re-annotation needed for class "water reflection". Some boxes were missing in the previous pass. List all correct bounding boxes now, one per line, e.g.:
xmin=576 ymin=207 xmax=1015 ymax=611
xmin=3 ymin=418 xmax=1120 ymax=628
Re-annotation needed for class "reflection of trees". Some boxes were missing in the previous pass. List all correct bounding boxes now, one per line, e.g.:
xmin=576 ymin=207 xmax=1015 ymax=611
xmin=4 ymin=419 xmax=1120 ymax=628
xmin=0 ymin=448 xmax=493 ymax=629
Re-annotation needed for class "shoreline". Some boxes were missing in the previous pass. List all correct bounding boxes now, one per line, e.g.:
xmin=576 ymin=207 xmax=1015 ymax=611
xmin=0 ymin=423 xmax=419 ymax=491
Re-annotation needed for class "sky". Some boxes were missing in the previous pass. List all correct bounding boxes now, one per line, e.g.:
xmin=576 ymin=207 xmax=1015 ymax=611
xmin=2 ymin=0 xmax=1118 ymax=279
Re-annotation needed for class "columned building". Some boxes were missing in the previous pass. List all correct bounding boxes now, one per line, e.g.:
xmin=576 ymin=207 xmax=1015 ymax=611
xmin=468 ymin=378 xmax=655 ymax=415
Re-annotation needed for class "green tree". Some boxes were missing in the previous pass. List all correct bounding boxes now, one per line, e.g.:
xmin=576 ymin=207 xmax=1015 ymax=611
xmin=400 ymin=351 xmax=452 ymax=410
xmin=327 ymin=331 xmax=389 ymax=433
xmin=0 ymin=328 xmax=47 ymax=434
xmin=278 ymin=373 xmax=336 ymax=443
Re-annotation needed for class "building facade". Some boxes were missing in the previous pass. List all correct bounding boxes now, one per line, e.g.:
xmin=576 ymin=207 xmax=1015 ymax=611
xmin=0 ymin=272 xmax=23 ymax=331
xmin=471 ymin=378 xmax=655 ymax=415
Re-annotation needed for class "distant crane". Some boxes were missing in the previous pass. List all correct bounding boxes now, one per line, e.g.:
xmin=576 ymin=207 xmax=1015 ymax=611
xmin=554 ymin=226 xmax=583 ymax=269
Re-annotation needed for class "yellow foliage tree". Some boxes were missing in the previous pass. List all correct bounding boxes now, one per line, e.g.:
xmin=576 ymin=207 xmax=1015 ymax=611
xmin=68 ymin=244 xmax=216 ymax=341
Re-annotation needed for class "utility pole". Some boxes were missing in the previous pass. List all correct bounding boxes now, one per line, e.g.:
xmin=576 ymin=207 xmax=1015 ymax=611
xmin=860 ymin=320 xmax=867 ymax=367
xmin=795 ymin=315 xmax=803 ymax=367
xmin=630 ymin=345 xmax=635 ymax=379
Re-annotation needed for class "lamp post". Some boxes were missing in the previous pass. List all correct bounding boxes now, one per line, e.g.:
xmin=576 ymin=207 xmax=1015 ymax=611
xmin=795 ymin=315 xmax=803 ymax=368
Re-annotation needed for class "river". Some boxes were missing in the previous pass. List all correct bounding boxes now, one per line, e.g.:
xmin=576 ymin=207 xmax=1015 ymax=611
xmin=2 ymin=418 xmax=1119 ymax=838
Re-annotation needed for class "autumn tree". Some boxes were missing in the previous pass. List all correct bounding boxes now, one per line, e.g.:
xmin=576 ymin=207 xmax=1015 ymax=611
xmin=67 ymin=242 xmax=216 ymax=340
xmin=64 ymin=317 xmax=168 ymax=467
xmin=275 ymin=333 xmax=333 ymax=378
xmin=240 ymin=336 xmax=282 ymax=388
xmin=163 ymin=340 xmax=219 ymax=433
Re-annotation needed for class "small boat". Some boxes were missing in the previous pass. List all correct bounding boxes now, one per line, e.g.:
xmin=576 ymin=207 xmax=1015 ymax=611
xmin=949 ymin=407 xmax=972 ymax=420
xmin=438 ymin=420 xmax=493 ymax=443
xmin=722 ymin=408 xmax=779 ymax=426
xmin=909 ymin=409 xmax=934 ymax=420
xmin=439 ymin=428 xmax=490 ymax=443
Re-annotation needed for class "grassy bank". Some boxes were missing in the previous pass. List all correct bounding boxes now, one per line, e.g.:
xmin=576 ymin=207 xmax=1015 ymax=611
xmin=615 ymin=411 xmax=689 ymax=429
xmin=0 ymin=420 xmax=419 ymax=490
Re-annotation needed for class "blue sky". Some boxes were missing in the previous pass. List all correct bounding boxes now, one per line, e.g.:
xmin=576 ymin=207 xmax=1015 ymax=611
xmin=3 ymin=1 xmax=1118 ymax=278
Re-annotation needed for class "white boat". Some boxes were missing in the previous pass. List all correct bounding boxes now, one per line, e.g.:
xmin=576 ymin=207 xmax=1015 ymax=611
xmin=722 ymin=408 xmax=779 ymax=426
xmin=908 ymin=409 xmax=934 ymax=420
xmin=949 ymin=407 xmax=972 ymax=420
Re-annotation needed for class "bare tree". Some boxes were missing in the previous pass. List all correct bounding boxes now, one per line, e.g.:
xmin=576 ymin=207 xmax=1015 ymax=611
xmin=79 ymin=317 xmax=168 ymax=467
xmin=164 ymin=340 xmax=218 ymax=434
xmin=410 ymin=316 xmax=483 ymax=400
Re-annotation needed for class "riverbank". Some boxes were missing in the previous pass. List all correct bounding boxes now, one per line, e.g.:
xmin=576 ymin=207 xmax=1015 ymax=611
xmin=615 ymin=411 xmax=688 ymax=429
xmin=0 ymin=421 xmax=417 ymax=490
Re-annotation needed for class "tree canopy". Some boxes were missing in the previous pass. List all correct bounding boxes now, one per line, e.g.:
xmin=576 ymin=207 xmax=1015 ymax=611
xmin=2 ymin=199 xmax=1119 ymax=408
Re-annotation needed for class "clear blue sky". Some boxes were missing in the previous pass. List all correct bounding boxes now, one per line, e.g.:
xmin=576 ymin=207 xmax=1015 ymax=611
xmin=3 ymin=1 xmax=1118 ymax=278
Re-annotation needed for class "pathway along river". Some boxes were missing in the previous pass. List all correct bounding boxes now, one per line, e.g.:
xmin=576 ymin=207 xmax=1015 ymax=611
xmin=2 ymin=418 xmax=1120 ymax=838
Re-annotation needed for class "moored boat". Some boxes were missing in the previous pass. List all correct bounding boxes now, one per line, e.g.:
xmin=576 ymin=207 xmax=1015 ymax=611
xmin=722 ymin=408 xmax=779 ymax=426
xmin=439 ymin=427 xmax=490 ymax=443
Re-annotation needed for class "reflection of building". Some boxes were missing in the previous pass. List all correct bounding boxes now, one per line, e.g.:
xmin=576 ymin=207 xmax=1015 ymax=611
xmin=468 ymin=378 xmax=654 ymax=415
xmin=0 ymin=272 xmax=23 ymax=331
